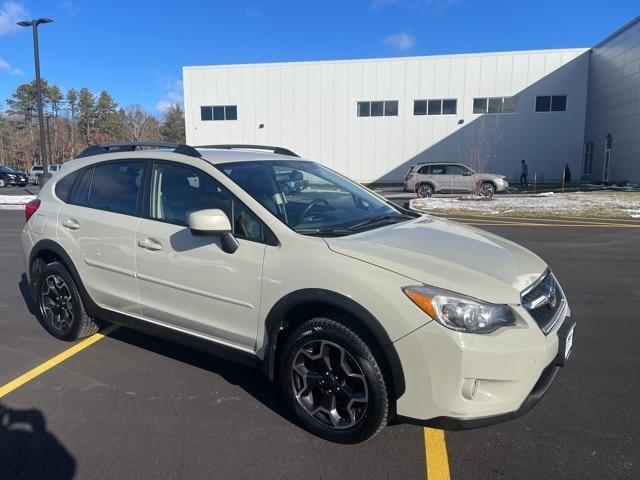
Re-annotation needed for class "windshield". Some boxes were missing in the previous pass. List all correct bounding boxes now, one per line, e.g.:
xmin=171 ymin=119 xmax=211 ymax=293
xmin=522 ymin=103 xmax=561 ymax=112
xmin=219 ymin=160 xmax=413 ymax=235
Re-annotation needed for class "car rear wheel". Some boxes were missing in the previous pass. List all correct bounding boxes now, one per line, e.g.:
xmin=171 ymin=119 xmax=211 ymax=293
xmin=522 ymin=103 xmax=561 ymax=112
xmin=279 ymin=318 xmax=390 ymax=443
xmin=479 ymin=182 xmax=496 ymax=197
xmin=36 ymin=261 xmax=99 ymax=341
xmin=417 ymin=184 xmax=433 ymax=198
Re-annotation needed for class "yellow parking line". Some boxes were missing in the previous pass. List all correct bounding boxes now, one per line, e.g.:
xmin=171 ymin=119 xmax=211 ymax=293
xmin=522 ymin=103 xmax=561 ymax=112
xmin=424 ymin=428 xmax=451 ymax=480
xmin=0 ymin=324 xmax=118 ymax=399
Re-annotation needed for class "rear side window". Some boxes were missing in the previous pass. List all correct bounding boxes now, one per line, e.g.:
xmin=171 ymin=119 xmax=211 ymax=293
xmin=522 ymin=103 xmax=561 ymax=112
xmin=87 ymin=162 xmax=145 ymax=215
xmin=418 ymin=165 xmax=431 ymax=174
xmin=70 ymin=168 xmax=94 ymax=206
xmin=54 ymin=171 xmax=79 ymax=202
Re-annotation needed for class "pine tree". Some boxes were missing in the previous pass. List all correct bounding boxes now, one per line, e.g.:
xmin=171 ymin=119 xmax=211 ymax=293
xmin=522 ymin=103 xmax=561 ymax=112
xmin=160 ymin=104 xmax=185 ymax=143
xmin=77 ymin=88 xmax=95 ymax=143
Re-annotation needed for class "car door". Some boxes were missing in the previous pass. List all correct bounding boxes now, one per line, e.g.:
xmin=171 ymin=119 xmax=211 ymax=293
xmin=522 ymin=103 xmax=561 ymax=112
xmin=135 ymin=160 xmax=267 ymax=350
xmin=427 ymin=164 xmax=449 ymax=192
xmin=447 ymin=165 xmax=474 ymax=192
xmin=56 ymin=160 xmax=145 ymax=315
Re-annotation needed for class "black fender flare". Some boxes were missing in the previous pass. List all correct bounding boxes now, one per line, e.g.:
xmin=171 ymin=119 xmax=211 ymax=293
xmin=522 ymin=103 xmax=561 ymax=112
xmin=261 ymin=288 xmax=406 ymax=399
xmin=28 ymin=239 xmax=100 ymax=315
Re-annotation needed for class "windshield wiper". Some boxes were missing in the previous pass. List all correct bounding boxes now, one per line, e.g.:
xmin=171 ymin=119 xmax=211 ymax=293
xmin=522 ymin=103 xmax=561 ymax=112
xmin=296 ymin=228 xmax=354 ymax=237
xmin=349 ymin=214 xmax=413 ymax=231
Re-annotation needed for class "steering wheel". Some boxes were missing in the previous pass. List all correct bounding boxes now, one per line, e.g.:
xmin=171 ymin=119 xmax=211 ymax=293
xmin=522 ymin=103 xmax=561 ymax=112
xmin=301 ymin=199 xmax=330 ymax=220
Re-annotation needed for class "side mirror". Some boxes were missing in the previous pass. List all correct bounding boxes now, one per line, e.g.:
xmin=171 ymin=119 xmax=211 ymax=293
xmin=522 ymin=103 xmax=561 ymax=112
xmin=463 ymin=170 xmax=472 ymax=176
xmin=188 ymin=209 xmax=239 ymax=253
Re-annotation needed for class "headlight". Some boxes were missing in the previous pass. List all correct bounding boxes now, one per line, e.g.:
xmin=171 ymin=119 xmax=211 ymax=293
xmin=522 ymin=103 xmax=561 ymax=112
xmin=403 ymin=285 xmax=516 ymax=334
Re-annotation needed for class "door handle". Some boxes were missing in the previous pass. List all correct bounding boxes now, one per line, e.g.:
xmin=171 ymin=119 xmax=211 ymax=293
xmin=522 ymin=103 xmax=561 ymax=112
xmin=62 ymin=219 xmax=80 ymax=230
xmin=138 ymin=238 xmax=163 ymax=251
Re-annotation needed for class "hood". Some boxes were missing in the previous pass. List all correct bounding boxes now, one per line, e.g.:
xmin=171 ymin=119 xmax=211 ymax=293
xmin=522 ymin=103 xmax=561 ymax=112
xmin=325 ymin=216 xmax=546 ymax=304
xmin=474 ymin=172 xmax=505 ymax=181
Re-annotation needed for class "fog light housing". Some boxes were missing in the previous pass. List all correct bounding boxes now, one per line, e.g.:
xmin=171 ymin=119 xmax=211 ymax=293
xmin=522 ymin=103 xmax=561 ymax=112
xmin=462 ymin=378 xmax=479 ymax=400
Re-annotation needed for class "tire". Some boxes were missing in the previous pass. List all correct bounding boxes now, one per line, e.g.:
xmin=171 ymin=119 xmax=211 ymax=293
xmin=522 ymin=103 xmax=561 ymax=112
xmin=417 ymin=184 xmax=433 ymax=198
xmin=279 ymin=317 xmax=390 ymax=443
xmin=0 ymin=178 xmax=5 ymax=188
xmin=35 ymin=261 xmax=99 ymax=341
xmin=479 ymin=182 xmax=496 ymax=197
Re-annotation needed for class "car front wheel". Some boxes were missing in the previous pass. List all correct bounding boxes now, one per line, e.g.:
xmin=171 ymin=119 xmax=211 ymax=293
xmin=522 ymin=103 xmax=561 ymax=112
xmin=279 ymin=318 xmax=390 ymax=443
xmin=479 ymin=182 xmax=496 ymax=197
xmin=0 ymin=178 xmax=5 ymax=188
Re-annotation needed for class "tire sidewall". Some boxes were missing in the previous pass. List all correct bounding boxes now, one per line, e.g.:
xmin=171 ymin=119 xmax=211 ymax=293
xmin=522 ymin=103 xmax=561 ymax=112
xmin=480 ymin=183 xmax=495 ymax=197
xmin=279 ymin=319 xmax=388 ymax=443
xmin=417 ymin=184 xmax=433 ymax=198
xmin=36 ymin=262 xmax=85 ymax=341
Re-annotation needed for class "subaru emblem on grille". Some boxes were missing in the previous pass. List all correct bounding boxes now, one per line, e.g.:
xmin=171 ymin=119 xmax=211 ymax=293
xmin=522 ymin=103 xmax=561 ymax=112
xmin=545 ymin=281 xmax=557 ymax=309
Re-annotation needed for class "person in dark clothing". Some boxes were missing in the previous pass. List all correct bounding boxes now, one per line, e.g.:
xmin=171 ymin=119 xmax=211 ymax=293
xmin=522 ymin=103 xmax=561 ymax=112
xmin=520 ymin=160 xmax=528 ymax=186
xmin=564 ymin=163 xmax=572 ymax=183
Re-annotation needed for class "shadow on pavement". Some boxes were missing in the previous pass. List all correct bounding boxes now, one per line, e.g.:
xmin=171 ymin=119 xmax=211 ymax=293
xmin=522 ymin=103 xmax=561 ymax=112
xmin=0 ymin=402 xmax=76 ymax=480
xmin=19 ymin=274 xmax=38 ymax=317
xmin=106 ymin=325 xmax=296 ymax=425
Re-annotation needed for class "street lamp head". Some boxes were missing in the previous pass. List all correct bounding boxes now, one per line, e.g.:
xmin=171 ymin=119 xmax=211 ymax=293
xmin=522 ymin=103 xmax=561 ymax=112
xmin=16 ymin=18 xmax=53 ymax=27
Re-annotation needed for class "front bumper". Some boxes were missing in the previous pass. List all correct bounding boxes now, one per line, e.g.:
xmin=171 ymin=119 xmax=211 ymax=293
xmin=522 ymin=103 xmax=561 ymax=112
xmin=7 ymin=177 xmax=28 ymax=185
xmin=495 ymin=179 xmax=509 ymax=192
xmin=393 ymin=306 xmax=574 ymax=429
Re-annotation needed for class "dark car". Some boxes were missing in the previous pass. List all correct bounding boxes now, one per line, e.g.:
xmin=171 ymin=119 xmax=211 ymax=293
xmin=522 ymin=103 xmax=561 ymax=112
xmin=0 ymin=166 xmax=29 ymax=187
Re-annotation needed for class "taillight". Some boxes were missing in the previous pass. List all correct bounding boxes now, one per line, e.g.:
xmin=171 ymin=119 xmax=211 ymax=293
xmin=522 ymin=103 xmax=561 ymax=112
xmin=25 ymin=199 xmax=41 ymax=222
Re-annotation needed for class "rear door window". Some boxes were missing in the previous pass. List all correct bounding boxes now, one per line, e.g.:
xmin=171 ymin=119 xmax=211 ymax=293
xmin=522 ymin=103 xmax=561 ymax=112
xmin=54 ymin=171 xmax=80 ymax=202
xmin=430 ymin=165 xmax=447 ymax=175
xmin=87 ymin=161 xmax=145 ymax=215
xmin=69 ymin=168 xmax=94 ymax=206
xmin=418 ymin=165 xmax=431 ymax=174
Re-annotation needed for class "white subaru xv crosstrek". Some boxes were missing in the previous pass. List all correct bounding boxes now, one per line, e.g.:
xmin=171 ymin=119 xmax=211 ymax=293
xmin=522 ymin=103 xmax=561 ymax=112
xmin=21 ymin=142 xmax=575 ymax=443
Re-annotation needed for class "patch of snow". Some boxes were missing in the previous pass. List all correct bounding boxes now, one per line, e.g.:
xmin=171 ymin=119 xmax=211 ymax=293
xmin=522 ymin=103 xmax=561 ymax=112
xmin=0 ymin=195 xmax=36 ymax=205
xmin=410 ymin=192 xmax=640 ymax=218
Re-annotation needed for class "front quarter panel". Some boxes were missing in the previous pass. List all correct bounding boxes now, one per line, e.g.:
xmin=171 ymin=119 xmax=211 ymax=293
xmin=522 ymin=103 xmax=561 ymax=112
xmin=256 ymin=235 xmax=431 ymax=355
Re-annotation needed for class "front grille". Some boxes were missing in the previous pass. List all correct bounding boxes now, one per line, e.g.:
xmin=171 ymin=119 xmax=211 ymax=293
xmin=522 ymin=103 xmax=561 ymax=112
xmin=522 ymin=271 xmax=566 ymax=334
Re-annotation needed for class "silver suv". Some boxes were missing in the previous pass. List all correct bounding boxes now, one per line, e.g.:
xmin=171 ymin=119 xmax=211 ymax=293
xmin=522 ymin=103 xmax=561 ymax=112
xmin=21 ymin=142 xmax=573 ymax=443
xmin=404 ymin=162 xmax=509 ymax=197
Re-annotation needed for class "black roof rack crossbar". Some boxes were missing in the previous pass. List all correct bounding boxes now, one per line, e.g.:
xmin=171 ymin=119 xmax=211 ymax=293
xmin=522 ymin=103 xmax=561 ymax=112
xmin=196 ymin=144 xmax=300 ymax=158
xmin=76 ymin=141 xmax=201 ymax=159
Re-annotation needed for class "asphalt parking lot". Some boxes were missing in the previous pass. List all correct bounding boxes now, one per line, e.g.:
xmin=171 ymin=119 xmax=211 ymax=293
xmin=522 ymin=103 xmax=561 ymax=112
xmin=0 ymin=185 xmax=40 ymax=197
xmin=1 ymin=209 xmax=639 ymax=479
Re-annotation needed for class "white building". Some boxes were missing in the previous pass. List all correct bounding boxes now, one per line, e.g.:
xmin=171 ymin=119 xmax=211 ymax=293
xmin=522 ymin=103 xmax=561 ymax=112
xmin=584 ymin=17 xmax=640 ymax=183
xmin=184 ymin=17 xmax=639 ymax=184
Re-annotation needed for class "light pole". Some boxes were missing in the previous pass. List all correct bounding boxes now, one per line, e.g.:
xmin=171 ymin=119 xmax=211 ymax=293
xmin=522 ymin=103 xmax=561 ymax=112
xmin=17 ymin=18 xmax=53 ymax=184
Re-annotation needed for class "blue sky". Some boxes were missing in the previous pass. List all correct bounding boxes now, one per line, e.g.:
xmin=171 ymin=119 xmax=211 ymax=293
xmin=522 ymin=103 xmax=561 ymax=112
xmin=1 ymin=0 xmax=638 ymax=115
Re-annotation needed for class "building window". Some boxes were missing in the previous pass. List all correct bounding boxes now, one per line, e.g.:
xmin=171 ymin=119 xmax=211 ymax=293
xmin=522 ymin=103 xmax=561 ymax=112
xmin=535 ymin=95 xmax=567 ymax=112
xmin=201 ymin=105 xmax=238 ymax=121
xmin=583 ymin=141 xmax=594 ymax=175
xmin=414 ymin=99 xmax=457 ymax=116
xmin=357 ymin=100 xmax=398 ymax=117
xmin=473 ymin=97 xmax=518 ymax=114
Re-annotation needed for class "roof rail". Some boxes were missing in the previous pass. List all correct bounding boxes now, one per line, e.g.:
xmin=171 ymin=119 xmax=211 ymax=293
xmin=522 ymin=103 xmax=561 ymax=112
xmin=76 ymin=141 xmax=201 ymax=159
xmin=196 ymin=144 xmax=300 ymax=158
